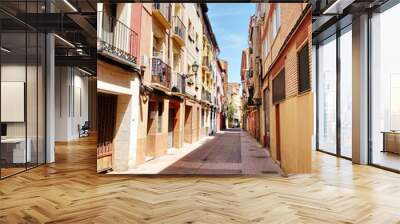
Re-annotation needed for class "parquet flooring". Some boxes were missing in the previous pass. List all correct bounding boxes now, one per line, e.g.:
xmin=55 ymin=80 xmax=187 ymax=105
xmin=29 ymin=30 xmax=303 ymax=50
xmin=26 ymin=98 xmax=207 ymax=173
xmin=1 ymin=134 xmax=400 ymax=223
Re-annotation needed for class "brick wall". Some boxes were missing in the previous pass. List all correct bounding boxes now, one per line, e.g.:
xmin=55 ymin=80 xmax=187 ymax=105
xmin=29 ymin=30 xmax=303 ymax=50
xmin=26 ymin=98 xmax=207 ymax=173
xmin=259 ymin=4 xmax=313 ymax=173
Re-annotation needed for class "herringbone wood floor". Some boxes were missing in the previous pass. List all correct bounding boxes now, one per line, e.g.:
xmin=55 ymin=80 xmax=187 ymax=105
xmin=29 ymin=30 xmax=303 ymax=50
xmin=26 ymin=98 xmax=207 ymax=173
xmin=1 ymin=135 xmax=400 ymax=223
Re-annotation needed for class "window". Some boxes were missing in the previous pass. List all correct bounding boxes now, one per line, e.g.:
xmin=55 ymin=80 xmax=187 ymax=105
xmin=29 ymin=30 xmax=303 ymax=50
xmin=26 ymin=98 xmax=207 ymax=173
xmin=195 ymin=33 xmax=199 ymax=51
xmin=272 ymin=4 xmax=281 ymax=39
xmin=158 ymin=102 xmax=163 ymax=133
xmin=263 ymin=35 xmax=269 ymax=57
xmin=272 ymin=10 xmax=277 ymax=38
xmin=297 ymin=44 xmax=310 ymax=93
xmin=317 ymin=35 xmax=337 ymax=155
xmin=272 ymin=69 xmax=285 ymax=104
xmin=0 ymin=5 xmax=46 ymax=178
xmin=370 ymin=3 xmax=400 ymax=171
xmin=188 ymin=19 xmax=194 ymax=42
xmin=339 ymin=27 xmax=352 ymax=158
xmin=316 ymin=26 xmax=353 ymax=159
xmin=276 ymin=4 xmax=281 ymax=31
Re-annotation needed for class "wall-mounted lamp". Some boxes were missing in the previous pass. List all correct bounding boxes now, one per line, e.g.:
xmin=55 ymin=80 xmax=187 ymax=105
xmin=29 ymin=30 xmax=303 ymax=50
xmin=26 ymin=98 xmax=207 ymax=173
xmin=183 ymin=61 xmax=199 ymax=90
xmin=192 ymin=61 xmax=199 ymax=73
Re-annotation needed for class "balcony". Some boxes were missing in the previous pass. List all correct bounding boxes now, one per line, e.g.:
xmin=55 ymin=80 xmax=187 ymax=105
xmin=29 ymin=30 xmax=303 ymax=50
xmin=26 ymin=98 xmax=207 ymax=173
xmin=247 ymin=97 xmax=255 ymax=106
xmin=97 ymin=11 xmax=139 ymax=66
xmin=152 ymin=3 xmax=171 ymax=29
xmin=172 ymin=16 xmax=185 ymax=47
xmin=202 ymin=56 xmax=211 ymax=71
xmin=246 ymin=69 xmax=253 ymax=78
xmin=152 ymin=57 xmax=171 ymax=89
xmin=212 ymin=96 xmax=217 ymax=105
xmin=153 ymin=51 xmax=163 ymax=59
xmin=202 ymin=88 xmax=212 ymax=102
xmin=246 ymin=77 xmax=254 ymax=88
xmin=171 ymin=72 xmax=186 ymax=93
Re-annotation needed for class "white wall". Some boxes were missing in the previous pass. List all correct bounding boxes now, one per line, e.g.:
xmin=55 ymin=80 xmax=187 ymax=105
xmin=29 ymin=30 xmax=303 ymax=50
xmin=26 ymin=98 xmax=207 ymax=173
xmin=55 ymin=67 xmax=89 ymax=141
xmin=1 ymin=65 xmax=34 ymax=137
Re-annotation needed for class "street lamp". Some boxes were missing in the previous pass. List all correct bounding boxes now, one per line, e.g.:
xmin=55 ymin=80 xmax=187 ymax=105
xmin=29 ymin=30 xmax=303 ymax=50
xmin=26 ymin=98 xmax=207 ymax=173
xmin=192 ymin=61 xmax=199 ymax=73
xmin=184 ymin=61 xmax=199 ymax=90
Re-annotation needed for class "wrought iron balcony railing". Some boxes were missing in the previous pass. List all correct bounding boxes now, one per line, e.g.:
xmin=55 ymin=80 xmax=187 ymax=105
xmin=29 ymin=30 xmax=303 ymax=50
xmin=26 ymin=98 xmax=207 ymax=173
xmin=97 ymin=11 xmax=139 ymax=65
xmin=246 ymin=69 xmax=253 ymax=78
xmin=247 ymin=97 xmax=255 ymax=106
xmin=202 ymin=88 xmax=212 ymax=102
xmin=171 ymin=72 xmax=186 ymax=93
xmin=246 ymin=77 xmax=254 ymax=87
xmin=152 ymin=57 xmax=171 ymax=89
xmin=153 ymin=51 xmax=163 ymax=59
xmin=202 ymin=56 xmax=211 ymax=70
xmin=173 ymin=16 xmax=186 ymax=41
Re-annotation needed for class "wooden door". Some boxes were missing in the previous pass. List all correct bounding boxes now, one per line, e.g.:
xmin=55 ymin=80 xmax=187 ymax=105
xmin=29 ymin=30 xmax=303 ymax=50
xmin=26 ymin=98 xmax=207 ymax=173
xmin=275 ymin=104 xmax=281 ymax=162
xmin=97 ymin=93 xmax=117 ymax=172
xmin=168 ymin=108 xmax=175 ymax=148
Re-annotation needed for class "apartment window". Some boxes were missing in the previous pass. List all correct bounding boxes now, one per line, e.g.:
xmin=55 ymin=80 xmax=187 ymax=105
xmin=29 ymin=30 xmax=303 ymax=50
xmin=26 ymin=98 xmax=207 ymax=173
xmin=276 ymin=4 xmax=281 ymax=31
xmin=188 ymin=20 xmax=194 ymax=42
xmin=272 ymin=69 xmax=285 ymax=104
xmin=158 ymin=102 xmax=163 ymax=133
xmin=272 ymin=10 xmax=277 ymax=38
xmin=272 ymin=5 xmax=281 ymax=39
xmin=263 ymin=35 xmax=269 ymax=57
xmin=195 ymin=33 xmax=199 ymax=51
xmin=297 ymin=44 xmax=310 ymax=93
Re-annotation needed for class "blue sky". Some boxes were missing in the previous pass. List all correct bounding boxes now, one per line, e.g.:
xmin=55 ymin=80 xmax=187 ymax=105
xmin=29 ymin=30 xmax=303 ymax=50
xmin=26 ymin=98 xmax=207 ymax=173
xmin=207 ymin=3 xmax=255 ymax=83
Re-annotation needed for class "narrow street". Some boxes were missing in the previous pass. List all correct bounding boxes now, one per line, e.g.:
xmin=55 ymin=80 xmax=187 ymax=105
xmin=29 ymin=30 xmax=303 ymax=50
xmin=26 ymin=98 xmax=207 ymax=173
xmin=113 ymin=129 xmax=282 ymax=175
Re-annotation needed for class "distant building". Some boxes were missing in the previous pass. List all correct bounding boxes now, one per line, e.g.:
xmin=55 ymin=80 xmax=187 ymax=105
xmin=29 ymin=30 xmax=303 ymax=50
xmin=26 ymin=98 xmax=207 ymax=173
xmin=227 ymin=83 xmax=241 ymax=128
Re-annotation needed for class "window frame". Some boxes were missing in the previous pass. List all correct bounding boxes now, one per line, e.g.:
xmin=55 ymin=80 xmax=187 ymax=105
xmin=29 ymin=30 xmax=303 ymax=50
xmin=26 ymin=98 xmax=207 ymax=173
xmin=272 ymin=68 xmax=286 ymax=104
xmin=297 ymin=43 xmax=311 ymax=94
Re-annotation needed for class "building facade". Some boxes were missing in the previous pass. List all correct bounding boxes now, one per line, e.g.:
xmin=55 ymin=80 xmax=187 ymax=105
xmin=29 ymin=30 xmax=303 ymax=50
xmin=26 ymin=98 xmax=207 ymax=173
xmin=96 ymin=3 xmax=222 ymax=173
xmin=215 ymin=59 xmax=224 ymax=132
xmin=219 ymin=59 xmax=229 ymax=130
xmin=242 ymin=3 xmax=313 ymax=173
xmin=227 ymin=83 xmax=242 ymax=128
